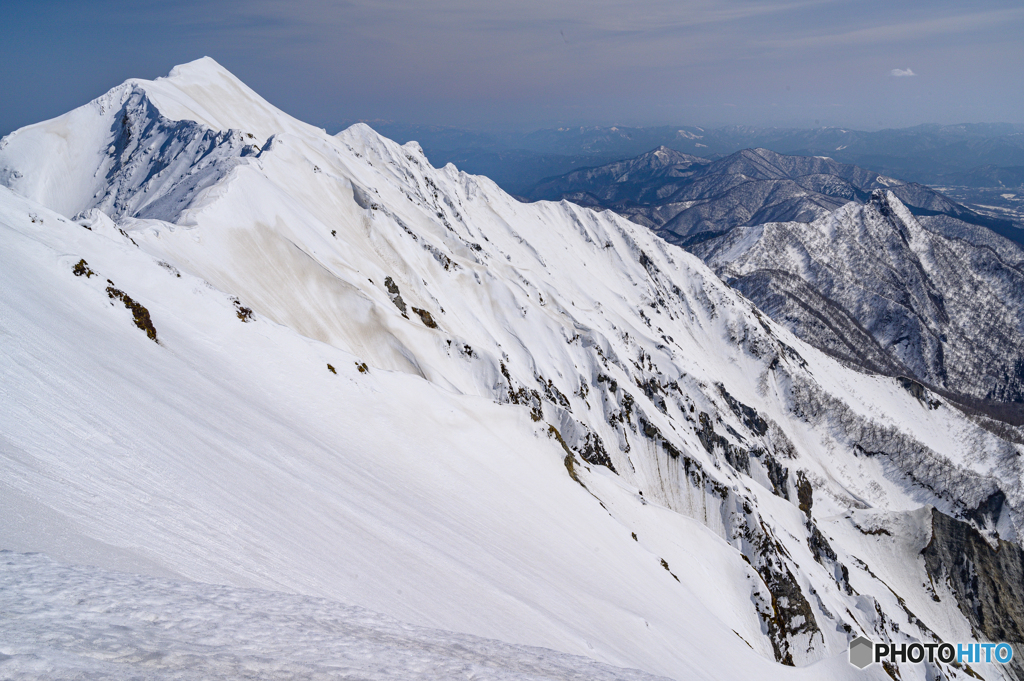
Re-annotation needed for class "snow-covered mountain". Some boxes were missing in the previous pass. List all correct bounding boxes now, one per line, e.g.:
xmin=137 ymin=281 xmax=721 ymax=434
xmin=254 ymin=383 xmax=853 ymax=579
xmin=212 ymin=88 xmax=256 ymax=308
xmin=2 ymin=58 xmax=1023 ymax=681
xmin=691 ymin=192 xmax=1024 ymax=414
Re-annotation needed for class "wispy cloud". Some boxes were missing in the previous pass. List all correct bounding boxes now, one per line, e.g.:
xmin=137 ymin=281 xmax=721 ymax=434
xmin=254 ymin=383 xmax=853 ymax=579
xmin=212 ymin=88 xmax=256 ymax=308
xmin=12 ymin=0 xmax=1019 ymax=133
xmin=762 ymin=7 xmax=1024 ymax=49
xmin=174 ymin=0 xmax=829 ymax=45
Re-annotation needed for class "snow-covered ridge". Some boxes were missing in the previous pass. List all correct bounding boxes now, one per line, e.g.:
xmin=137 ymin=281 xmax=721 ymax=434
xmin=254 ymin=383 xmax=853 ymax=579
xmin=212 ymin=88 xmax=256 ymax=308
xmin=1 ymin=59 xmax=1021 ymax=680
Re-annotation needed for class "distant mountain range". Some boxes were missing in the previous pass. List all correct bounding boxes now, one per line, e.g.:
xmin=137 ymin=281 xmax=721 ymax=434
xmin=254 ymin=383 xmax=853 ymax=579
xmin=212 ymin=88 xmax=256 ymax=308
xmin=524 ymin=146 xmax=1019 ymax=246
xmin=365 ymin=121 xmax=1024 ymax=195
xmin=521 ymin=123 xmax=1024 ymax=181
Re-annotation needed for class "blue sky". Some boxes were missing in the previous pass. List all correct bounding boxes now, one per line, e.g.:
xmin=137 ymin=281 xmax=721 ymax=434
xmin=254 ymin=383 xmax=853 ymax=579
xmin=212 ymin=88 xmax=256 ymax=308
xmin=2 ymin=0 xmax=1023 ymax=135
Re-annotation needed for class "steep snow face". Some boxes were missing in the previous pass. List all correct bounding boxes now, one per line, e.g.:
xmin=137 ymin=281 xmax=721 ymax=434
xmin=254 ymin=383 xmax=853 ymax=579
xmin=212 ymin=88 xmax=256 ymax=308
xmin=1 ymin=59 xmax=1022 ymax=681
xmin=692 ymin=191 xmax=1024 ymax=407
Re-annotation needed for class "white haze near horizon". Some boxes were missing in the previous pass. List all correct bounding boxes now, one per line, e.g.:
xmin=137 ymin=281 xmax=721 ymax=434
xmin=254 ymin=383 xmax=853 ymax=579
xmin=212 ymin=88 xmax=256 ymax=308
xmin=1 ymin=0 xmax=1022 ymax=141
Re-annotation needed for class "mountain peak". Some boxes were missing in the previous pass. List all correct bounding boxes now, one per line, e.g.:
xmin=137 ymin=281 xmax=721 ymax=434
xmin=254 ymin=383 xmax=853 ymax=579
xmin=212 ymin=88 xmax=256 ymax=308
xmin=133 ymin=57 xmax=317 ymax=141
xmin=869 ymin=188 xmax=914 ymax=220
xmin=864 ymin=189 xmax=925 ymax=243
xmin=165 ymin=56 xmax=234 ymax=82
xmin=635 ymin=145 xmax=707 ymax=167
xmin=0 ymin=57 xmax=329 ymax=215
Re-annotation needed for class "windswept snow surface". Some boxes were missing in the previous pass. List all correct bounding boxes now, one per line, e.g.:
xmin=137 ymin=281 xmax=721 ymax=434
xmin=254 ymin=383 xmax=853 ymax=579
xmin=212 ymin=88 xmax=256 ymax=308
xmin=1 ymin=58 xmax=1022 ymax=680
xmin=0 ymin=551 xmax=671 ymax=681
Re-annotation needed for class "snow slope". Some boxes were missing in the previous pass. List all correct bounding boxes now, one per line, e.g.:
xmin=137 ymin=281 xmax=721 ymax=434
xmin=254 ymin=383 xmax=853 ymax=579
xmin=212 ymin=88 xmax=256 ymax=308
xmin=0 ymin=551 xmax=675 ymax=681
xmin=2 ymin=58 xmax=1022 ymax=680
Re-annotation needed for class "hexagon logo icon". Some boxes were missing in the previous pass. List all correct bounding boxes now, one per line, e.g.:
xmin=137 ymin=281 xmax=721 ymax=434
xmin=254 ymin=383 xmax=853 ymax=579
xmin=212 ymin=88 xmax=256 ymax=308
xmin=849 ymin=636 xmax=874 ymax=668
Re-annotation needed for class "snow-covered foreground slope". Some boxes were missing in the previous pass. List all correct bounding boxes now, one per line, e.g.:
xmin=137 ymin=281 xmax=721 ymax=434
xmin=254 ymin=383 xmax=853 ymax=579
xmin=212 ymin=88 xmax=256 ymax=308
xmin=1 ymin=58 xmax=1022 ymax=680
xmin=0 ymin=185 xmax=759 ymax=680
xmin=0 ymin=551 xmax=674 ymax=681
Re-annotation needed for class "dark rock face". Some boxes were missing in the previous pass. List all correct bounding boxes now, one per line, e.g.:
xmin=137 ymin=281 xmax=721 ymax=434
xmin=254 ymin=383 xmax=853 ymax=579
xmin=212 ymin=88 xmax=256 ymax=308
xmin=922 ymin=508 xmax=1024 ymax=680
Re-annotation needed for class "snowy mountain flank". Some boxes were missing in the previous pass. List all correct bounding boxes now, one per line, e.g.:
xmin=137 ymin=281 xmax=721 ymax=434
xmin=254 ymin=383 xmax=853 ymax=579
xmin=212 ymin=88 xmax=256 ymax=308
xmin=2 ymin=58 xmax=1024 ymax=681
xmin=691 ymin=192 xmax=1024 ymax=415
